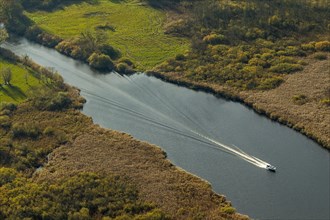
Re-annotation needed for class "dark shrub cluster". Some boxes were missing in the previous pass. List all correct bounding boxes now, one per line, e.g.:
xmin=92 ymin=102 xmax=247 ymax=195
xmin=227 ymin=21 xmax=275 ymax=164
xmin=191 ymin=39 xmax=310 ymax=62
xmin=0 ymin=171 xmax=167 ymax=219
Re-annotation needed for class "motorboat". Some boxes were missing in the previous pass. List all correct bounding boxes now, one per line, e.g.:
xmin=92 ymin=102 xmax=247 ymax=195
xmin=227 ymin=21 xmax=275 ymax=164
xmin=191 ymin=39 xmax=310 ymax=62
xmin=266 ymin=164 xmax=276 ymax=172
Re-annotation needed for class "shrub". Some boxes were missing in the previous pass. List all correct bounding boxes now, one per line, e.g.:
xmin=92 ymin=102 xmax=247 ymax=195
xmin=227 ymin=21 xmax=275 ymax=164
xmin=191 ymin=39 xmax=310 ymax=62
xmin=315 ymin=41 xmax=330 ymax=52
xmin=203 ymin=34 xmax=228 ymax=45
xmin=258 ymin=77 xmax=284 ymax=90
xmin=164 ymin=18 xmax=191 ymax=37
xmin=88 ymin=53 xmax=114 ymax=71
xmin=0 ymin=102 xmax=17 ymax=112
xmin=12 ymin=122 xmax=41 ymax=139
xmin=313 ymin=52 xmax=327 ymax=60
xmin=43 ymin=126 xmax=56 ymax=136
xmin=292 ymin=94 xmax=308 ymax=105
xmin=25 ymin=25 xmax=43 ymax=41
xmin=301 ymin=43 xmax=315 ymax=52
xmin=276 ymin=46 xmax=305 ymax=56
xmin=269 ymin=63 xmax=303 ymax=74
xmin=118 ymin=58 xmax=134 ymax=67
xmin=175 ymin=54 xmax=185 ymax=61
xmin=38 ymin=33 xmax=62 ymax=47
xmin=320 ymin=98 xmax=330 ymax=106
xmin=220 ymin=206 xmax=236 ymax=214
xmin=0 ymin=168 xmax=18 ymax=186
xmin=98 ymin=44 xmax=120 ymax=59
xmin=48 ymin=92 xmax=72 ymax=111
xmin=56 ymin=40 xmax=76 ymax=56
xmin=248 ymin=58 xmax=267 ymax=67
xmin=0 ymin=115 xmax=11 ymax=128
xmin=116 ymin=62 xmax=134 ymax=74
xmin=31 ymin=89 xmax=72 ymax=111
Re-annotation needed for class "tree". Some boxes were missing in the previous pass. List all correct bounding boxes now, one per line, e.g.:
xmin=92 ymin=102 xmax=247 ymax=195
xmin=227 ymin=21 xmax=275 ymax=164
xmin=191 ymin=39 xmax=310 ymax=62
xmin=1 ymin=67 xmax=12 ymax=85
xmin=0 ymin=0 xmax=26 ymax=34
xmin=0 ymin=27 xmax=8 ymax=44
xmin=0 ymin=0 xmax=23 ymax=24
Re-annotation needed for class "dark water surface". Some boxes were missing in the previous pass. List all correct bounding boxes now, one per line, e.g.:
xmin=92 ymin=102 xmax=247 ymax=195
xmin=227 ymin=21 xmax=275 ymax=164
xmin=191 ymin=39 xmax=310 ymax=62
xmin=4 ymin=38 xmax=330 ymax=220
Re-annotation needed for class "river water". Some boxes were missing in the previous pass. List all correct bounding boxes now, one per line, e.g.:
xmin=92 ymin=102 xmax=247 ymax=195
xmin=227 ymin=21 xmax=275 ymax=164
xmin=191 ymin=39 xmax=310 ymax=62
xmin=4 ymin=38 xmax=330 ymax=220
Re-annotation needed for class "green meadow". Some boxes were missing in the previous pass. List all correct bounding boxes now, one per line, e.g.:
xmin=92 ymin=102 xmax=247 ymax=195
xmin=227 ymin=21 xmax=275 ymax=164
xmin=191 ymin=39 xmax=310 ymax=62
xmin=0 ymin=59 xmax=40 ymax=103
xmin=26 ymin=0 xmax=189 ymax=70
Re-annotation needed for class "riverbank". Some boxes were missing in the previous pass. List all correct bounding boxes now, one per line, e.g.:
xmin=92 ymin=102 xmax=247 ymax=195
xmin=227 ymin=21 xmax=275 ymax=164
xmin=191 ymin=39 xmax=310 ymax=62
xmin=17 ymin=97 xmax=248 ymax=219
xmin=148 ymin=55 xmax=330 ymax=149
xmin=8 ymin=0 xmax=329 ymax=149
xmin=0 ymin=48 xmax=248 ymax=219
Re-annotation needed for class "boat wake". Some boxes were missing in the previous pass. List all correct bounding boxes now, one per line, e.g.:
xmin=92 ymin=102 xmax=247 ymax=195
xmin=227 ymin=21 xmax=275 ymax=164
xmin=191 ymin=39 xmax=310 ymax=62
xmin=80 ymin=81 xmax=272 ymax=170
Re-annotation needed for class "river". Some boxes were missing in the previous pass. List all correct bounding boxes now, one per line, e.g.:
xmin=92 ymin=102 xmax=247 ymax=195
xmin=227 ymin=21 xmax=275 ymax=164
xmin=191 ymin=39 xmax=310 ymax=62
xmin=3 ymin=38 xmax=330 ymax=220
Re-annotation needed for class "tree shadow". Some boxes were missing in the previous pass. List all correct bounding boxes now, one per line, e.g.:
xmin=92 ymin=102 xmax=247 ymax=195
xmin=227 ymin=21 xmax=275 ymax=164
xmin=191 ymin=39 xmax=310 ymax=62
xmin=109 ymin=0 xmax=126 ymax=4
xmin=0 ymin=85 xmax=27 ymax=101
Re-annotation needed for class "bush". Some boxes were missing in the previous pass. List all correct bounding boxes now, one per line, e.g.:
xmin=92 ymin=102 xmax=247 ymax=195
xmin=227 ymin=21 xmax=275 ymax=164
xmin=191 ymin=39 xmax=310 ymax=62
xmin=25 ymin=25 xmax=43 ymax=41
xmin=292 ymin=94 xmax=308 ymax=105
xmin=25 ymin=25 xmax=61 ymax=47
xmin=220 ymin=206 xmax=236 ymax=214
xmin=0 ymin=115 xmax=11 ymax=128
xmin=48 ymin=92 xmax=72 ymax=111
xmin=98 ymin=44 xmax=120 ymax=59
xmin=43 ymin=126 xmax=56 ymax=136
xmin=175 ymin=54 xmax=185 ymax=61
xmin=315 ymin=41 xmax=330 ymax=52
xmin=12 ymin=122 xmax=41 ymax=139
xmin=31 ymin=89 xmax=72 ymax=111
xmin=320 ymin=98 xmax=330 ymax=106
xmin=258 ymin=77 xmax=284 ymax=90
xmin=0 ymin=168 xmax=18 ymax=186
xmin=203 ymin=34 xmax=227 ymax=45
xmin=301 ymin=43 xmax=315 ymax=52
xmin=118 ymin=58 xmax=134 ymax=67
xmin=88 ymin=53 xmax=114 ymax=71
xmin=269 ymin=63 xmax=303 ymax=74
xmin=0 ymin=102 xmax=17 ymax=112
xmin=116 ymin=62 xmax=134 ymax=74
xmin=56 ymin=40 xmax=76 ymax=56
xmin=313 ymin=52 xmax=328 ymax=60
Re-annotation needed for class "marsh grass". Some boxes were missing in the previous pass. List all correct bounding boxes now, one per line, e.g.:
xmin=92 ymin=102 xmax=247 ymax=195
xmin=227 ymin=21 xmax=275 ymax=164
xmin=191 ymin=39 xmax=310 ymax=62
xmin=26 ymin=0 xmax=189 ymax=70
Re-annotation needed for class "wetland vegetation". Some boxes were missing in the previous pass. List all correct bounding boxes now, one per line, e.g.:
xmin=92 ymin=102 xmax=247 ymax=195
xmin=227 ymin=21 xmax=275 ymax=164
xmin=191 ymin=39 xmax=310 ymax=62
xmin=0 ymin=0 xmax=329 ymax=219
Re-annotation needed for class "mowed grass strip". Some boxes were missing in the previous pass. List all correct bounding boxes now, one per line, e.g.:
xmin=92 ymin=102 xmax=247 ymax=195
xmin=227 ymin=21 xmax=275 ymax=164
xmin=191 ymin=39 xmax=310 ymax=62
xmin=0 ymin=59 xmax=41 ymax=103
xmin=26 ymin=0 xmax=189 ymax=70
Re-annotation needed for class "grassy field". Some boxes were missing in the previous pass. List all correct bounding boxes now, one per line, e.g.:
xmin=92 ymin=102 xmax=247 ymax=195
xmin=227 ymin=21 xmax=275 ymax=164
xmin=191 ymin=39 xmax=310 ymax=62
xmin=26 ymin=0 xmax=189 ymax=70
xmin=0 ymin=59 xmax=40 ymax=103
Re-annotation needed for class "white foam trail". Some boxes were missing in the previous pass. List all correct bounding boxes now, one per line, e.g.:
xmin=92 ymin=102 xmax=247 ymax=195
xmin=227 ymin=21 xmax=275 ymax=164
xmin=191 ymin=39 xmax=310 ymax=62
xmin=190 ymin=130 xmax=269 ymax=168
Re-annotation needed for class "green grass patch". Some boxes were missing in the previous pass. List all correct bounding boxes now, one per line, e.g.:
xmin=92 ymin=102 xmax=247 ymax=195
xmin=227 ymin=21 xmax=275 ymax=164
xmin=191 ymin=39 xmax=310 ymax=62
xmin=26 ymin=0 xmax=189 ymax=70
xmin=0 ymin=59 xmax=41 ymax=103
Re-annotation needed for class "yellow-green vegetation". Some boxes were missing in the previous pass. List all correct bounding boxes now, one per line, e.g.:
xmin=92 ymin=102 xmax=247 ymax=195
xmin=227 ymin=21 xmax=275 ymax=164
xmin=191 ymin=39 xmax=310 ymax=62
xmin=153 ymin=0 xmax=330 ymax=90
xmin=26 ymin=0 xmax=189 ymax=69
xmin=0 ymin=59 xmax=40 ymax=103
xmin=0 ymin=169 xmax=165 ymax=219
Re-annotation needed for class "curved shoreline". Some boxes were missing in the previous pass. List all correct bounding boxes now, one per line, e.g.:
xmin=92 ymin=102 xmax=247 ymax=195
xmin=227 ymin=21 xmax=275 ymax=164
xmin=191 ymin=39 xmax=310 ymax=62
xmin=146 ymin=70 xmax=330 ymax=150
xmin=9 ymin=33 xmax=329 ymax=149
